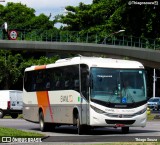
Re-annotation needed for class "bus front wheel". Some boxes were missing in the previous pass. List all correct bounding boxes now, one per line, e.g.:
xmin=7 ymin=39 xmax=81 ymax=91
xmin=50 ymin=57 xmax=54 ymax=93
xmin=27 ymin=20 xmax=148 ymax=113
xmin=76 ymin=115 xmax=85 ymax=135
xmin=39 ymin=111 xmax=48 ymax=132
xmin=121 ymin=127 xmax=129 ymax=134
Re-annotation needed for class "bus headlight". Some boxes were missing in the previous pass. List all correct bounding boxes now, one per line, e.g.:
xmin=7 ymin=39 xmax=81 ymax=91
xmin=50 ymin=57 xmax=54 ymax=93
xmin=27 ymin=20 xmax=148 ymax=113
xmin=90 ymin=105 xmax=106 ymax=114
xmin=135 ymin=108 xmax=147 ymax=115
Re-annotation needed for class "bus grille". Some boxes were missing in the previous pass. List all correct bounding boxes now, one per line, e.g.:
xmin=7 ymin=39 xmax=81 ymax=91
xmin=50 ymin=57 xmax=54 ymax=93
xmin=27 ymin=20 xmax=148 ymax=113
xmin=104 ymin=113 xmax=135 ymax=118
xmin=105 ymin=120 xmax=135 ymax=125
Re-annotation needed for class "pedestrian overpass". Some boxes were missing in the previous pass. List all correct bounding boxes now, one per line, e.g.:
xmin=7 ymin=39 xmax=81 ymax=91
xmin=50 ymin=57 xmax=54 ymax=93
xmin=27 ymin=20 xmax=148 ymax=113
xmin=0 ymin=40 xmax=160 ymax=68
xmin=0 ymin=29 xmax=160 ymax=68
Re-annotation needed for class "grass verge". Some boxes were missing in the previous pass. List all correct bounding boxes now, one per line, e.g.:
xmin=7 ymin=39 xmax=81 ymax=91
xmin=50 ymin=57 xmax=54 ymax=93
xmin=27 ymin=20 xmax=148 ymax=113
xmin=147 ymin=113 xmax=156 ymax=121
xmin=0 ymin=126 xmax=44 ymax=143
xmin=0 ymin=126 xmax=44 ymax=136
xmin=3 ymin=114 xmax=23 ymax=119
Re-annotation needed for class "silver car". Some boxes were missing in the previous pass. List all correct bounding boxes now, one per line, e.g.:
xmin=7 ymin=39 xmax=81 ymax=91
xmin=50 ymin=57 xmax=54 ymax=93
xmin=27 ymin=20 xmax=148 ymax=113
xmin=147 ymin=97 xmax=160 ymax=110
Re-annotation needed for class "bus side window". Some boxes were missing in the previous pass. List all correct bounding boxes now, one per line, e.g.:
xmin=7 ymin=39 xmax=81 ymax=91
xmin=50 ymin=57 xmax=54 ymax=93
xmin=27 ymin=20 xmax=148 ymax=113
xmin=45 ymin=74 xmax=51 ymax=89
xmin=74 ymin=79 xmax=79 ymax=91
xmin=46 ymin=81 xmax=50 ymax=89
xmin=65 ymin=80 xmax=69 ymax=89
xmin=55 ymin=80 xmax=61 ymax=90
xmin=31 ymin=72 xmax=37 ymax=91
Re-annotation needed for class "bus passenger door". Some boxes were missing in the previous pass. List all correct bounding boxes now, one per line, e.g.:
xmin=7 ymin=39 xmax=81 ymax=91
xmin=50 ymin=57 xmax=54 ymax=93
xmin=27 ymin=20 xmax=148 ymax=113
xmin=80 ymin=64 xmax=89 ymax=125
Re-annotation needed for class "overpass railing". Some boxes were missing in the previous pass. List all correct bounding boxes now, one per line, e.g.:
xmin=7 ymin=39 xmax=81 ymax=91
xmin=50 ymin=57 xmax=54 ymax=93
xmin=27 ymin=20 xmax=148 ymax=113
xmin=0 ymin=29 xmax=160 ymax=50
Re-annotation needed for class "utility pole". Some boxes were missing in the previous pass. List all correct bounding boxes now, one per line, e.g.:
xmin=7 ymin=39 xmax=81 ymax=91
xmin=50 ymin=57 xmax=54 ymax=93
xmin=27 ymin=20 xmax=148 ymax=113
xmin=153 ymin=68 xmax=160 ymax=97
xmin=153 ymin=68 xmax=156 ymax=98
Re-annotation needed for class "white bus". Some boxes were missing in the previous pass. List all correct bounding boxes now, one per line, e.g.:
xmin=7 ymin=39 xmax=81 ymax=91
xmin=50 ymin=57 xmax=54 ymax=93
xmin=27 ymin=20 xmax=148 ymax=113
xmin=23 ymin=56 xmax=147 ymax=134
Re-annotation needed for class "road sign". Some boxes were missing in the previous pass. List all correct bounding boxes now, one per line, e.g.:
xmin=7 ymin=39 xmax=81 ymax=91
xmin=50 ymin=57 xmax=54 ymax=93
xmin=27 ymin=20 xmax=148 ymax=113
xmin=9 ymin=30 xmax=18 ymax=40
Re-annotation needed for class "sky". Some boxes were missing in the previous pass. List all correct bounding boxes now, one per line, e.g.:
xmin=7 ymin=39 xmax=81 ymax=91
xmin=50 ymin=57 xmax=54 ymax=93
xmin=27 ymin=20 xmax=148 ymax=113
xmin=1 ymin=0 xmax=93 ymax=19
xmin=1 ymin=0 xmax=92 ymax=28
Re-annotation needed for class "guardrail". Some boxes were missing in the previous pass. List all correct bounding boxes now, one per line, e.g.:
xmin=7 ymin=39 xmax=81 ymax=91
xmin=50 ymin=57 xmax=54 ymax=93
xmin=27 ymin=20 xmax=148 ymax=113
xmin=0 ymin=29 xmax=159 ymax=50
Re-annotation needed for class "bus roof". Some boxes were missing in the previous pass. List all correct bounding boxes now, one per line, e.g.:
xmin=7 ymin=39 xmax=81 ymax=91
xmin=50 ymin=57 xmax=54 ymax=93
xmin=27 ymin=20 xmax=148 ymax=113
xmin=25 ymin=56 xmax=144 ymax=71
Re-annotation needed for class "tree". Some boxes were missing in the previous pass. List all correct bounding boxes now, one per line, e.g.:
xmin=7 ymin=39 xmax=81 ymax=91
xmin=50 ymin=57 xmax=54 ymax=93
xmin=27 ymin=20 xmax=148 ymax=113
xmin=59 ymin=0 xmax=160 ymax=39
xmin=0 ymin=2 xmax=61 ymax=89
xmin=0 ymin=50 xmax=23 ymax=89
xmin=0 ymin=50 xmax=60 ymax=90
xmin=21 ymin=55 xmax=59 ymax=68
xmin=0 ymin=2 xmax=58 ymax=41
xmin=0 ymin=5 xmax=4 ymax=25
xmin=0 ymin=2 xmax=35 ymax=29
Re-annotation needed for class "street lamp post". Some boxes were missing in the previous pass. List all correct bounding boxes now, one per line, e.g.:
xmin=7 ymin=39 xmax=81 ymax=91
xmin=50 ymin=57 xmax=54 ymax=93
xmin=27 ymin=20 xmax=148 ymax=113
xmin=102 ymin=30 xmax=125 ymax=44
xmin=1 ymin=22 xmax=8 ymax=40
xmin=153 ymin=68 xmax=156 ymax=98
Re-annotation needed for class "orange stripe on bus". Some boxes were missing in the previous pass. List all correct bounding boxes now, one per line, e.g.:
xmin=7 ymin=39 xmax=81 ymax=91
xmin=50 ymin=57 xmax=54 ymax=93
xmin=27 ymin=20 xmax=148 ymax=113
xmin=35 ymin=65 xmax=46 ymax=70
xmin=36 ymin=91 xmax=54 ymax=122
xmin=35 ymin=65 xmax=54 ymax=122
xmin=36 ymin=91 xmax=49 ymax=115
xmin=35 ymin=65 xmax=47 ymax=115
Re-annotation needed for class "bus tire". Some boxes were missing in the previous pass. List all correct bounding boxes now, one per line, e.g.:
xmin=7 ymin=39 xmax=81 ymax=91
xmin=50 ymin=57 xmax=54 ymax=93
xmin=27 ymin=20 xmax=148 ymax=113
xmin=122 ymin=127 xmax=129 ymax=134
xmin=85 ymin=125 xmax=91 ymax=134
xmin=48 ymin=123 xmax=56 ymax=131
xmin=11 ymin=113 xmax=18 ymax=119
xmin=77 ymin=115 xmax=84 ymax=135
xmin=39 ymin=111 xmax=48 ymax=132
xmin=0 ymin=110 xmax=4 ymax=118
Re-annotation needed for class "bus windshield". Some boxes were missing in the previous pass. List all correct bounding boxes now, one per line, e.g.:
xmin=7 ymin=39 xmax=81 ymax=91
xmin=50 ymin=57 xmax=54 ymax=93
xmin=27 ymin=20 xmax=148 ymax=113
xmin=90 ymin=68 xmax=146 ymax=106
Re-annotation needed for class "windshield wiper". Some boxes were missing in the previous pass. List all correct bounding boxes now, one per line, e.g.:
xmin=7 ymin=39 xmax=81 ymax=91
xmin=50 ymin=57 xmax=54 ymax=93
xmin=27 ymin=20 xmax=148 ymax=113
xmin=127 ymin=93 xmax=135 ymax=104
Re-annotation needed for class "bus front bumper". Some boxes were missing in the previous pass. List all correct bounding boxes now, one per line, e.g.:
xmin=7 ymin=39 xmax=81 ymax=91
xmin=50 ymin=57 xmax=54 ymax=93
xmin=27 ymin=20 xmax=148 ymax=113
xmin=89 ymin=111 xmax=147 ymax=127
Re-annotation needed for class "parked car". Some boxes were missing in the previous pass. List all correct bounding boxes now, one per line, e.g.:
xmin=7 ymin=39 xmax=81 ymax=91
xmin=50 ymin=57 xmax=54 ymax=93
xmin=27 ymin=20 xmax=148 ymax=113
xmin=0 ymin=90 xmax=23 ymax=119
xmin=147 ymin=97 xmax=160 ymax=110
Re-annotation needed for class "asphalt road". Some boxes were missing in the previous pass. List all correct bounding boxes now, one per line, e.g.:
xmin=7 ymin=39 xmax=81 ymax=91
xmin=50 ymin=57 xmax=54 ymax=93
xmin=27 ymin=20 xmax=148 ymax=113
xmin=0 ymin=118 xmax=160 ymax=143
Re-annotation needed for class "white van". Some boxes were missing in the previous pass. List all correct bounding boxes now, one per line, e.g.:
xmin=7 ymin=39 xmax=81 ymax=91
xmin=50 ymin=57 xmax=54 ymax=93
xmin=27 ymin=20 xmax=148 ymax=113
xmin=0 ymin=90 xmax=23 ymax=119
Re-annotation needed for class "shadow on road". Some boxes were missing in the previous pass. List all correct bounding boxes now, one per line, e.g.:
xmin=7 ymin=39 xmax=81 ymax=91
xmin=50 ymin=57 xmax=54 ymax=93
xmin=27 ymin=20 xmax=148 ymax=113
xmin=29 ymin=125 xmax=159 ymax=135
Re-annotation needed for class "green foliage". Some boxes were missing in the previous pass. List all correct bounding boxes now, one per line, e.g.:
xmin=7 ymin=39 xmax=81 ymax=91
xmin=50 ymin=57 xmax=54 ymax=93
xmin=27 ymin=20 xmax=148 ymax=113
xmin=0 ymin=2 xmax=35 ymax=29
xmin=0 ymin=50 xmax=59 ymax=90
xmin=27 ymin=14 xmax=53 ymax=30
xmin=0 ymin=50 xmax=23 ymax=89
xmin=0 ymin=2 xmax=58 ymax=40
xmin=21 ymin=55 xmax=59 ymax=68
xmin=34 ymin=56 xmax=59 ymax=65
xmin=0 ymin=5 xmax=4 ymax=25
xmin=59 ymin=0 xmax=160 ymax=39
xmin=0 ymin=2 xmax=61 ymax=90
